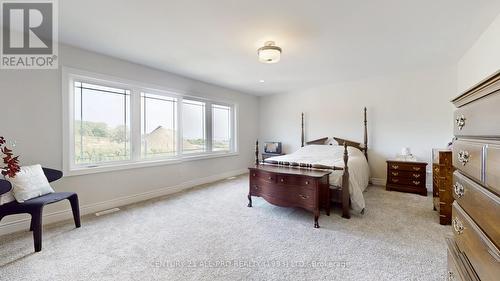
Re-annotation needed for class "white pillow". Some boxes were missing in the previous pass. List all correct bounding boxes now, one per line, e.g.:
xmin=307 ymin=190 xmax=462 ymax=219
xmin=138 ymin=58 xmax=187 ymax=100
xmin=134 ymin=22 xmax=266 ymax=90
xmin=6 ymin=164 xmax=55 ymax=203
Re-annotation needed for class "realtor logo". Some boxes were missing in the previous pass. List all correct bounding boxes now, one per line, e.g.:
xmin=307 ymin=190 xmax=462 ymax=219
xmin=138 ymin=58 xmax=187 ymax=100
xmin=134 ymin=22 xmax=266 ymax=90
xmin=1 ymin=0 xmax=58 ymax=69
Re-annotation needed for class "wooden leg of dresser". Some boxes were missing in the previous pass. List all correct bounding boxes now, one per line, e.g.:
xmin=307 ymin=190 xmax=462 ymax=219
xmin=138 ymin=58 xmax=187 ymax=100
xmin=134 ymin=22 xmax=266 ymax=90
xmin=247 ymin=194 xmax=252 ymax=207
xmin=314 ymin=210 xmax=320 ymax=228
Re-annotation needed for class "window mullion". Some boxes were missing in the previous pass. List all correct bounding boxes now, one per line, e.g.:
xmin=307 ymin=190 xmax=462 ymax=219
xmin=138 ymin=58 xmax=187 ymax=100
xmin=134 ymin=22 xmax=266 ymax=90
xmin=206 ymin=102 xmax=212 ymax=153
xmin=131 ymin=89 xmax=142 ymax=161
xmin=177 ymin=96 xmax=183 ymax=157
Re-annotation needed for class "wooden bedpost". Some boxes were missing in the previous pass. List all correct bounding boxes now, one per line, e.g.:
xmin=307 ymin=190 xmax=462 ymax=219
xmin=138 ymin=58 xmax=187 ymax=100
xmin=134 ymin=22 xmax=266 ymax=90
xmin=364 ymin=107 xmax=368 ymax=161
xmin=342 ymin=142 xmax=351 ymax=219
xmin=255 ymin=139 xmax=259 ymax=165
xmin=301 ymin=112 xmax=305 ymax=147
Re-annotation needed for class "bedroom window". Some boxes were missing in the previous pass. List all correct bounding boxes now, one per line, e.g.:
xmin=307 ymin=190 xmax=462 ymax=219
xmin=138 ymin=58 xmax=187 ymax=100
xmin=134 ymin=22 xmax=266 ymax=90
xmin=73 ymin=82 xmax=131 ymax=165
xmin=212 ymin=104 xmax=232 ymax=152
xmin=141 ymin=93 xmax=178 ymax=159
xmin=64 ymin=68 xmax=238 ymax=175
xmin=182 ymin=99 xmax=206 ymax=154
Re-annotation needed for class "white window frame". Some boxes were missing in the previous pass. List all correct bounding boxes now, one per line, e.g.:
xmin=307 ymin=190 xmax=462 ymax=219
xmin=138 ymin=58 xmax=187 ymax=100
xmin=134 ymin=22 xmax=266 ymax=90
xmin=62 ymin=67 xmax=238 ymax=176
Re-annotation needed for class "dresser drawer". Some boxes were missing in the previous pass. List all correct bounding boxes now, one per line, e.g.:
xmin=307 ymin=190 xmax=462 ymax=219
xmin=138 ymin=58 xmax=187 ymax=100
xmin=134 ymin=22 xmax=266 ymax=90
xmin=452 ymin=140 xmax=484 ymax=183
xmin=452 ymin=202 xmax=500 ymax=281
xmin=454 ymin=89 xmax=500 ymax=137
xmin=276 ymin=174 xmax=315 ymax=189
xmin=447 ymin=245 xmax=465 ymax=281
xmin=453 ymin=171 xmax=500 ymax=248
xmin=250 ymin=182 xmax=315 ymax=209
xmin=387 ymin=162 xmax=425 ymax=172
xmin=485 ymin=144 xmax=500 ymax=195
xmin=250 ymin=170 xmax=277 ymax=184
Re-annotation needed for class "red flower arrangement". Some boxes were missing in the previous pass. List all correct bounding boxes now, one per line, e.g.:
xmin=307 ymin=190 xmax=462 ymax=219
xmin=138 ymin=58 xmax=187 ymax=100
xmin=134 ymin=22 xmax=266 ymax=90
xmin=0 ymin=136 xmax=20 ymax=178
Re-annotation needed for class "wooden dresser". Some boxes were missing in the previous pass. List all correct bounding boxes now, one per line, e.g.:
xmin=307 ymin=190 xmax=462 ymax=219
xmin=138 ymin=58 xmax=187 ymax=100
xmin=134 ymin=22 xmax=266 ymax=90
xmin=447 ymin=72 xmax=500 ymax=281
xmin=248 ymin=164 xmax=331 ymax=228
xmin=386 ymin=160 xmax=427 ymax=196
xmin=432 ymin=149 xmax=454 ymax=225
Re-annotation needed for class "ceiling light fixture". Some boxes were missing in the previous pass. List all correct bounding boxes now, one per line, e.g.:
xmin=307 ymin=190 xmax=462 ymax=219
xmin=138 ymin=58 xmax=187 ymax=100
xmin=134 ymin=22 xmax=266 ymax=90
xmin=259 ymin=79 xmax=265 ymax=83
xmin=258 ymin=41 xmax=282 ymax=64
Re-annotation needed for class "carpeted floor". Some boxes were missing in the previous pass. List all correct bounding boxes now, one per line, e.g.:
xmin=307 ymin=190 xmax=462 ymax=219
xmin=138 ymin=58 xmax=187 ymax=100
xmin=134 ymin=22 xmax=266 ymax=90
xmin=0 ymin=175 xmax=451 ymax=281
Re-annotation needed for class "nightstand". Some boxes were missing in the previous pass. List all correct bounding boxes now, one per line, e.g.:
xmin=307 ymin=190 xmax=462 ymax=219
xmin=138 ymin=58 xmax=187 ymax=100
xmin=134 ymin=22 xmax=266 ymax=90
xmin=386 ymin=160 xmax=427 ymax=196
xmin=262 ymin=153 xmax=284 ymax=161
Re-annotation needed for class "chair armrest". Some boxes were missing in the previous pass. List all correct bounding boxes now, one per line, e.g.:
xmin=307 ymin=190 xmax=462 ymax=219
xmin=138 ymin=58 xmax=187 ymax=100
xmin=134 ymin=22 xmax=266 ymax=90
xmin=42 ymin=168 xmax=63 ymax=183
xmin=0 ymin=179 xmax=12 ymax=195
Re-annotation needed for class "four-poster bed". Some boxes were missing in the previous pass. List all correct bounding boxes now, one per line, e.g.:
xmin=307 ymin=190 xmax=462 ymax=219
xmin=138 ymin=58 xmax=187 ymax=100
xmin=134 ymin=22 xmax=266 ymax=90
xmin=247 ymin=108 xmax=369 ymax=228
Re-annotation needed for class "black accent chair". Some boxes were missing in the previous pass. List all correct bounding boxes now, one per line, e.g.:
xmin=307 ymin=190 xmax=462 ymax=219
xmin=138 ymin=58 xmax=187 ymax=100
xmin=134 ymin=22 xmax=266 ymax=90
xmin=0 ymin=168 xmax=81 ymax=252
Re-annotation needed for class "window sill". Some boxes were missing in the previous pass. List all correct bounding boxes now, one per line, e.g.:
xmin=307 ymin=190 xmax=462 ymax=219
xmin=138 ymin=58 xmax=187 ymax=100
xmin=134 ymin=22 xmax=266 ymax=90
xmin=64 ymin=152 xmax=239 ymax=177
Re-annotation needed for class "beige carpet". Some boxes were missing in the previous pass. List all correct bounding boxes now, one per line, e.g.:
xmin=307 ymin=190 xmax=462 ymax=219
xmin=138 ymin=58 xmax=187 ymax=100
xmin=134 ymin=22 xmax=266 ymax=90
xmin=0 ymin=175 xmax=451 ymax=281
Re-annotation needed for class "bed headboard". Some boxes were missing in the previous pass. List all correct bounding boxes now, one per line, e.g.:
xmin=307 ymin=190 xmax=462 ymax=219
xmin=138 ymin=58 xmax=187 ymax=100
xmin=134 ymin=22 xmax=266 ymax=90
xmin=301 ymin=107 xmax=368 ymax=160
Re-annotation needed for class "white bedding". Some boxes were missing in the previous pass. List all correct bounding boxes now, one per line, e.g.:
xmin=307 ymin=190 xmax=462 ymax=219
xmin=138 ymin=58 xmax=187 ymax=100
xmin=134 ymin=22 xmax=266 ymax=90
xmin=264 ymin=145 xmax=370 ymax=212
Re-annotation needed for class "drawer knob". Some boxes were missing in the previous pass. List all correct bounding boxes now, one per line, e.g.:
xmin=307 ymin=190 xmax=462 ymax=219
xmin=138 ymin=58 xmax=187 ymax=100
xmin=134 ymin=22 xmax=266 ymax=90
xmin=299 ymin=194 xmax=309 ymax=200
xmin=412 ymin=167 xmax=421 ymax=171
xmin=391 ymin=172 xmax=399 ymax=176
xmin=453 ymin=182 xmax=464 ymax=198
xmin=413 ymin=173 xmax=421 ymax=178
xmin=305 ymin=181 xmax=309 ymax=185
xmin=252 ymin=173 xmax=256 ymax=177
xmin=452 ymin=217 xmax=464 ymax=234
xmin=412 ymin=181 xmax=420 ymax=185
xmin=268 ymin=176 xmax=272 ymax=180
xmin=391 ymin=165 xmax=399 ymax=169
xmin=253 ymin=185 xmax=259 ymax=189
xmin=280 ymin=178 xmax=284 ymax=182
xmin=457 ymin=150 xmax=470 ymax=166
xmin=391 ymin=179 xmax=399 ymax=183
xmin=455 ymin=115 xmax=466 ymax=130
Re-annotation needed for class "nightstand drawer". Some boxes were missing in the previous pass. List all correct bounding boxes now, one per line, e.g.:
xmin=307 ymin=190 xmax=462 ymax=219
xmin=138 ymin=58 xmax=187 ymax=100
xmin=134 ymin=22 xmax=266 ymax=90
xmin=388 ymin=170 xmax=425 ymax=180
xmin=387 ymin=177 xmax=425 ymax=187
xmin=388 ymin=162 xmax=425 ymax=172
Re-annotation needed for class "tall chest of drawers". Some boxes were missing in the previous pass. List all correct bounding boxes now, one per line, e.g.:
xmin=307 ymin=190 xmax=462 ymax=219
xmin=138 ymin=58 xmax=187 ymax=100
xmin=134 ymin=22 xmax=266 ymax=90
xmin=448 ymin=72 xmax=500 ymax=281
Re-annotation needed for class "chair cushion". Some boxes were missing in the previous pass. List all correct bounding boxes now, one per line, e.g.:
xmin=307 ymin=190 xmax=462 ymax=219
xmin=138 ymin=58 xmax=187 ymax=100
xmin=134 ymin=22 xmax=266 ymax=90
xmin=6 ymin=164 xmax=55 ymax=202
xmin=0 ymin=192 xmax=76 ymax=214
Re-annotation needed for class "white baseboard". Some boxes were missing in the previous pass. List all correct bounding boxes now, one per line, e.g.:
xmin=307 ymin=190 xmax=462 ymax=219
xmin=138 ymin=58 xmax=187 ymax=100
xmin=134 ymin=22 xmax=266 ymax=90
xmin=0 ymin=168 xmax=248 ymax=236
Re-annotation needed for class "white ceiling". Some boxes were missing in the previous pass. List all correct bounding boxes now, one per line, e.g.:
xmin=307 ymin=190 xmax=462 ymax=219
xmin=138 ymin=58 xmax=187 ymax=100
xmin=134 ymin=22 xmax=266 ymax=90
xmin=59 ymin=0 xmax=500 ymax=95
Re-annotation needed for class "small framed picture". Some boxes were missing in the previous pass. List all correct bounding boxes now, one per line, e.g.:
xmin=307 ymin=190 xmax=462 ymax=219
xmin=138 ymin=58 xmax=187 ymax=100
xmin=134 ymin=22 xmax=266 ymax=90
xmin=264 ymin=142 xmax=282 ymax=154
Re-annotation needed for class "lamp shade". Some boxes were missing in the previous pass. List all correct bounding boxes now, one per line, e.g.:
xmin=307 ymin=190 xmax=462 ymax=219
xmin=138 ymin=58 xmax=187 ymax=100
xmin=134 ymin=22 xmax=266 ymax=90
xmin=258 ymin=41 xmax=281 ymax=63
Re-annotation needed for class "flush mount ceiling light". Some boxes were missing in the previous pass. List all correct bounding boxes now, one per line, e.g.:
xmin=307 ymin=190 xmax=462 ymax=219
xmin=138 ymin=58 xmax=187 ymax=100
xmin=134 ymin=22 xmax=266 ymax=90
xmin=258 ymin=41 xmax=282 ymax=63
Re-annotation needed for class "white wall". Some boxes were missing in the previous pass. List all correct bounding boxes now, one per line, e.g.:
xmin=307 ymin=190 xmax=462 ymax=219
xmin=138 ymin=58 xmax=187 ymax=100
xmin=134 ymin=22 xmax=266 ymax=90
xmin=458 ymin=13 xmax=500 ymax=93
xmin=259 ymin=66 xmax=456 ymax=183
xmin=0 ymin=45 xmax=258 ymax=235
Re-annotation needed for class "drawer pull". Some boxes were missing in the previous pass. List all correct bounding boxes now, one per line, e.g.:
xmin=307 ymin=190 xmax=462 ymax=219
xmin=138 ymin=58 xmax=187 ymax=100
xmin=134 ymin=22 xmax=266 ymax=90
xmin=252 ymin=173 xmax=256 ymax=177
xmin=391 ymin=172 xmax=399 ymax=176
xmin=280 ymin=178 xmax=284 ymax=182
xmin=268 ymin=176 xmax=272 ymax=180
xmin=412 ymin=181 xmax=421 ymax=185
xmin=391 ymin=165 xmax=399 ymax=169
xmin=299 ymin=194 xmax=309 ymax=200
xmin=305 ymin=181 xmax=309 ymax=185
xmin=453 ymin=182 xmax=464 ymax=198
xmin=253 ymin=185 xmax=259 ymax=189
xmin=457 ymin=150 xmax=469 ymax=166
xmin=452 ymin=217 xmax=464 ymax=234
xmin=447 ymin=271 xmax=454 ymax=281
xmin=455 ymin=115 xmax=466 ymax=130
xmin=412 ymin=167 xmax=421 ymax=171
xmin=391 ymin=179 xmax=399 ymax=183
xmin=412 ymin=174 xmax=421 ymax=178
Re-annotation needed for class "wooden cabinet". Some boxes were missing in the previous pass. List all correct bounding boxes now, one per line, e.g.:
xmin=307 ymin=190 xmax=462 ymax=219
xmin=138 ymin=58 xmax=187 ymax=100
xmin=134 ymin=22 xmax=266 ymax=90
xmin=432 ymin=149 xmax=454 ymax=225
xmin=449 ymin=71 xmax=500 ymax=281
xmin=386 ymin=160 xmax=427 ymax=196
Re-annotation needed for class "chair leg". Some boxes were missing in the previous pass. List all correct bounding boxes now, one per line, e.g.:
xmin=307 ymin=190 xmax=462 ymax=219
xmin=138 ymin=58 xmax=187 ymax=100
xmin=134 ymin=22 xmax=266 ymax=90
xmin=69 ymin=194 xmax=81 ymax=228
xmin=31 ymin=208 xmax=43 ymax=252
xmin=29 ymin=216 xmax=34 ymax=231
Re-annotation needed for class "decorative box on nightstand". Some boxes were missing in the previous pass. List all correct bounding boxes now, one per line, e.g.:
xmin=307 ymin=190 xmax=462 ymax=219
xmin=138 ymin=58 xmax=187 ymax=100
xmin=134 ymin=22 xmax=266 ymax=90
xmin=386 ymin=160 xmax=428 ymax=196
